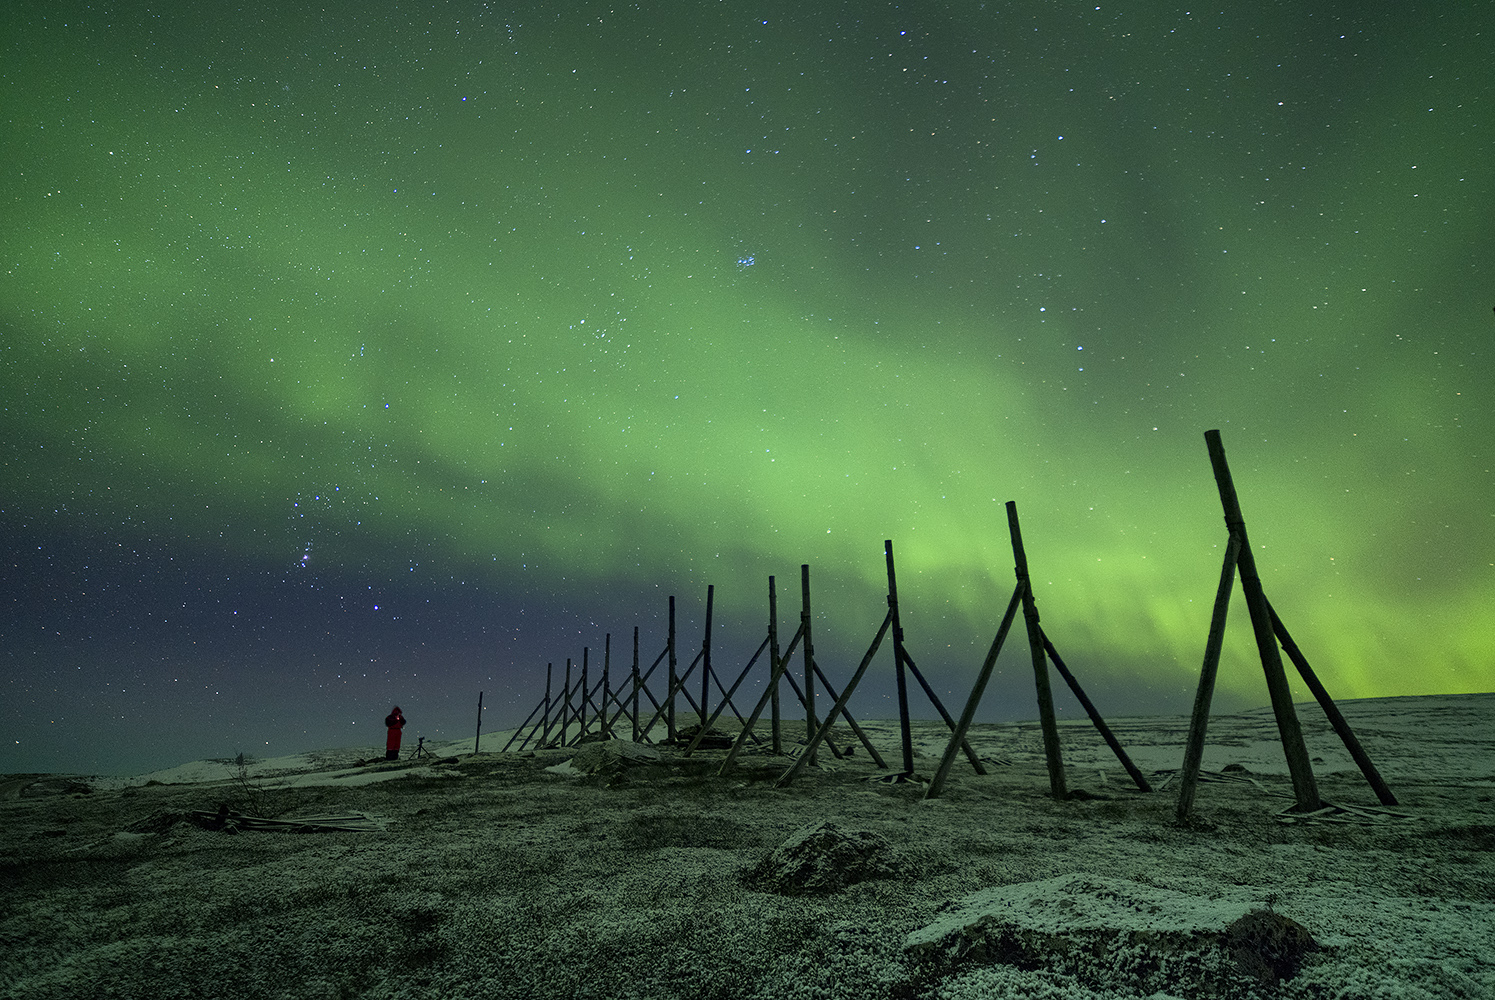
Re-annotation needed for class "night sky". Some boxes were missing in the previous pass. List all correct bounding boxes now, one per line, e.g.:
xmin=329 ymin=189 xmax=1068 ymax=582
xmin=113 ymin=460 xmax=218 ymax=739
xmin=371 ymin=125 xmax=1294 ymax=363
xmin=4 ymin=3 xmax=1491 ymax=777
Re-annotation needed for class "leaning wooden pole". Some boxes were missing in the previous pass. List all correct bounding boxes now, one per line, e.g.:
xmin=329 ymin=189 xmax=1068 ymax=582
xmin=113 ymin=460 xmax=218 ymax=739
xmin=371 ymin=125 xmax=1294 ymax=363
xmin=559 ymin=658 xmax=573 ymax=747
xmin=926 ymin=582 xmax=1026 ymax=799
xmin=801 ymin=565 xmax=818 ymax=766
xmin=1205 ymin=429 xmax=1321 ymax=812
xmin=1008 ymin=501 xmax=1067 ymax=800
xmin=578 ymin=647 xmax=589 ymax=743
xmin=502 ymin=680 xmax=548 ymax=752
xmin=667 ymin=596 xmax=678 ymax=741
xmin=900 ymin=650 xmax=987 ymax=775
xmin=807 ymin=658 xmax=888 ymax=768
xmin=885 ymin=540 xmax=916 ymax=777
xmin=683 ymin=635 xmax=769 ymax=755
xmin=601 ymin=634 xmax=612 ymax=739
xmin=631 ymin=628 xmax=641 ymax=742
xmin=1041 ymin=632 xmax=1150 ymax=792
xmin=776 ymin=610 xmax=893 ymax=787
xmin=1268 ymin=601 xmax=1398 ymax=806
xmin=1177 ymin=534 xmax=1241 ymax=821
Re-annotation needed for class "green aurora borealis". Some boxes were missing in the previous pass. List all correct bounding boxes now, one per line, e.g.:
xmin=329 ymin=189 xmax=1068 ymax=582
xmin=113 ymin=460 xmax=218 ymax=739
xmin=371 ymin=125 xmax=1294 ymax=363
xmin=3 ymin=3 xmax=1492 ymax=774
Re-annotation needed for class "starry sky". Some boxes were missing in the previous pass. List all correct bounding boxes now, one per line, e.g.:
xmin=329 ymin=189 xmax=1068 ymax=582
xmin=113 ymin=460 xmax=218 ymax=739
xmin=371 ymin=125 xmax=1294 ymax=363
xmin=3 ymin=2 xmax=1492 ymax=777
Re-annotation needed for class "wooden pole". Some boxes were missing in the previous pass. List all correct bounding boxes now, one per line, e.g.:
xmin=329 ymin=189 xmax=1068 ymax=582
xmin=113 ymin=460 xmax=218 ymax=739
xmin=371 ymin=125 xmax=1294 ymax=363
xmin=1268 ymin=601 xmax=1398 ymax=806
xmin=1177 ymin=534 xmax=1240 ymax=820
xmin=683 ymin=635 xmax=769 ymax=754
xmin=885 ymin=540 xmax=916 ymax=777
xmin=667 ymin=596 xmax=678 ymax=741
xmin=631 ymin=628 xmax=641 ymax=742
xmin=801 ymin=565 xmax=817 ymax=766
xmin=808 ymin=657 xmax=888 ymax=768
xmin=901 ymin=650 xmax=987 ymax=775
xmin=701 ymin=585 xmax=714 ymax=728
xmin=1205 ymin=429 xmax=1321 ymax=812
xmin=1008 ymin=501 xmax=1067 ymax=800
xmin=501 ymin=684 xmax=547 ymax=752
xmin=769 ymin=575 xmax=782 ymax=755
xmin=601 ymin=634 xmax=612 ymax=739
xmin=776 ymin=611 xmax=893 ymax=786
xmin=927 ymin=582 xmax=1025 ymax=799
xmin=578 ymin=647 xmax=589 ymax=742
xmin=473 ymin=690 xmax=484 ymax=755
xmin=560 ymin=658 xmax=573 ymax=747
xmin=775 ymin=664 xmax=845 ymax=759
xmin=1041 ymin=632 xmax=1151 ymax=792
xmin=533 ymin=663 xmax=556 ymax=749
xmin=720 ymin=622 xmax=800 ymax=775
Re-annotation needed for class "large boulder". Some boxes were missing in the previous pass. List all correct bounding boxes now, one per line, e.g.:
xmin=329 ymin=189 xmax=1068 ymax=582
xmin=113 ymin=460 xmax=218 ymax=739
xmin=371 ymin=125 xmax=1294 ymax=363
xmin=744 ymin=820 xmax=895 ymax=895
xmin=904 ymin=873 xmax=1318 ymax=998
xmin=565 ymin=739 xmax=661 ymax=776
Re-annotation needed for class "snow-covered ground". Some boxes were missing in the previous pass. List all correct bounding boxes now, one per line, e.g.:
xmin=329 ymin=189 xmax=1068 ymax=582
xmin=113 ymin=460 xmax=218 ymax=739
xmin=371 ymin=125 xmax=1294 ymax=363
xmin=3 ymin=692 xmax=1491 ymax=999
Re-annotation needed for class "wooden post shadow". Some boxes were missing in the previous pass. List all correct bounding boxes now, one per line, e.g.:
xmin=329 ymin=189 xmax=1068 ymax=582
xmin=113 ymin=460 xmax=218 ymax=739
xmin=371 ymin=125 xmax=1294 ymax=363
xmin=927 ymin=502 xmax=1151 ymax=800
xmin=1177 ymin=429 xmax=1397 ymax=820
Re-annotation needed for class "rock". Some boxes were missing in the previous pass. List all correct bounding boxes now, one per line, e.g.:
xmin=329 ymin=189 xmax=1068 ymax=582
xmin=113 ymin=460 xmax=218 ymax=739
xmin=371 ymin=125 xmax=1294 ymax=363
xmin=668 ymin=724 xmax=735 ymax=749
xmin=1225 ymin=909 xmax=1318 ymax=983
xmin=566 ymin=739 xmax=661 ymax=776
xmin=744 ymin=821 xmax=894 ymax=895
xmin=903 ymin=873 xmax=1318 ymax=998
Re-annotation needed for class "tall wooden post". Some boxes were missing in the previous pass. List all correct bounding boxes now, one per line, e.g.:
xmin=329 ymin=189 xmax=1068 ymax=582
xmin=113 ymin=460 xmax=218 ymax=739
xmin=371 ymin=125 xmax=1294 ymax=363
xmin=473 ymin=690 xmax=484 ymax=755
xmin=559 ymin=658 xmax=573 ymax=747
xmin=1008 ymin=501 xmax=1067 ymax=800
xmin=1205 ymin=430 xmax=1321 ymax=812
xmin=578 ymin=647 xmax=589 ymax=742
xmin=667 ymin=596 xmax=678 ymax=741
xmin=631 ymin=627 xmax=641 ymax=742
xmin=601 ymin=634 xmax=612 ymax=739
xmin=536 ymin=663 xmax=555 ymax=748
xmin=769 ymin=575 xmax=782 ymax=754
xmin=801 ymin=565 xmax=817 ymax=766
xmin=885 ymin=540 xmax=916 ymax=776
xmin=701 ymin=585 xmax=714 ymax=728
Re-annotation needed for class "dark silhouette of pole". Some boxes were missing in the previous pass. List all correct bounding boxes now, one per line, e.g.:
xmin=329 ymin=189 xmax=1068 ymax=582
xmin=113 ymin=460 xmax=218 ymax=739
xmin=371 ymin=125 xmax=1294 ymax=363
xmin=1205 ymin=429 xmax=1321 ymax=812
xmin=1008 ymin=501 xmax=1066 ymax=800
xmin=631 ymin=628 xmax=641 ymax=741
xmin=885 ymin=540 xmax=916 ymax=777
xmin=1268 ymin=601 xmax=1397 ymax=806
xmin=701 ymin=585 xmax=714 ymax=727
xmin=667 ymin=596 xmax=678 ymax=741
xmin=769 ymin=575 xmax=782 ymax=754
xmin=473 ymin=690 xmax=484 ymax=755
xmin=801 ymin=565 xmax=817 ymax=766
xmin=1177 ymin=535 xmax=1240 ymax=820
xmin=927 ymin=582 xmax=1025 ymax=799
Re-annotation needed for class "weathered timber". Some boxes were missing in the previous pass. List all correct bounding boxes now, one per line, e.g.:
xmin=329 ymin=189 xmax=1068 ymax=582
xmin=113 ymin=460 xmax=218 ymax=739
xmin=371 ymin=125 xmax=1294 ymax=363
xmin=926 ymin=582 xmax=1025 ymax=799
xmin=885 ymin=540 xmax=917 ymax=777
xmin=775 ymin=610 xmax=893 ymax=787
xmin=1008 ymin=501 xmax=1067 ymax=800
xmin=1268 ymin=600 xmax=1398 ymax=806
xmin=1205 ymin=429 xmax=1321 ymax=812
xmin=1041 ymin=630 xmax=1151 ymax=792
xmin=1177 ymin=533 xmax=1241 ymax=821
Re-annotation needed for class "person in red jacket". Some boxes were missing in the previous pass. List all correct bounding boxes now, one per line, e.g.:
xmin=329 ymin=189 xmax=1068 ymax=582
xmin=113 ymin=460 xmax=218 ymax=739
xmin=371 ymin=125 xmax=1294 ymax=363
xmin=384 ymin=706 xmax=406 ymax=761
